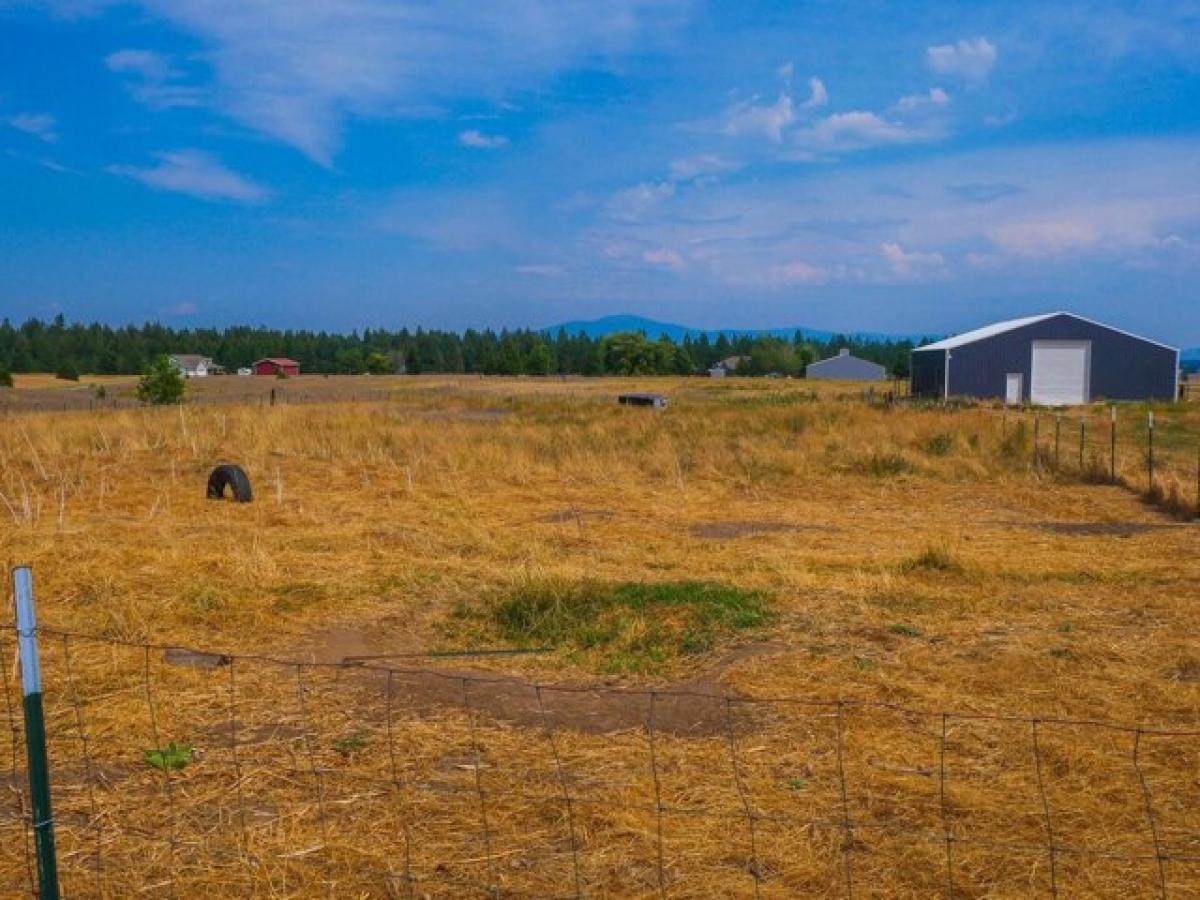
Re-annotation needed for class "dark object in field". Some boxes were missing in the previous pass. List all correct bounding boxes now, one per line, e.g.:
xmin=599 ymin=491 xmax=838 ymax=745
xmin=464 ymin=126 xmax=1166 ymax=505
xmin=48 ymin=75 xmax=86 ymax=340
xmin=207 ymin=464 xmax=253 ymax=502
xmin=618 ymin=392 xmax=668 ymax=409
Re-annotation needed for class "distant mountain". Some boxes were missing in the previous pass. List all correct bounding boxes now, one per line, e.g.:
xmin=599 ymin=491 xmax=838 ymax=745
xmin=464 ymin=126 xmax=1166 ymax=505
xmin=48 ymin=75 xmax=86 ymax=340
xmin=545 ymin=314 xmax=921 ymax=344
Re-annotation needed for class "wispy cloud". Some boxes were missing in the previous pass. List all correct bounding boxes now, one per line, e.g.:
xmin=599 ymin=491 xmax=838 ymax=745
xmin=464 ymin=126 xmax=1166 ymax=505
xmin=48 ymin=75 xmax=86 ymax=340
xmin=108 ymin=150 xmax=269 ymax=203
xmin=606 ymin=181 xmax=675 ymax=222
xmin=6 ymin=113 xmax=58 ymax=143
xmin=123 ymin=0 xmax=688 ymax=164
xmin=926 ymin=37 xmax=998 ymax=82
xmin=893 ymin=87 xmax=949 ymax=112
xmin=720 ymin=92 xmax=795 ymax=142
xmin=881 ymin=241 xmax=945 ymax=275
xmin=795 ymin=111 xmax=941 ymax=154
xmin=515 ymin=263 xmax=564 ymax=276
xmin=642 ymin=247 xmax=686 ymax=269
xmin=947 ymin=182 xmax=1022 ymax=203
xmin=105 ymin=48 xmax=205 ymax=109
xmin=668 ymin=153 xmax=740 ymax=182
xmin=458 ymin=129 xmax=509 ymax=149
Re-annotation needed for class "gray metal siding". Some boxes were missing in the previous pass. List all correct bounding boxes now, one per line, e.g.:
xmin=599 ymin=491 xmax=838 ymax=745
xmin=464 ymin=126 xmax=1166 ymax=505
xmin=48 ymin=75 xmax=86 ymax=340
xmin=910 ymin=349 xmax=946 ymax=398
xmin=806 ymin=354 xmax=887 ymax=381
xmin=943 ymin=314 xmax=1176 ymax=402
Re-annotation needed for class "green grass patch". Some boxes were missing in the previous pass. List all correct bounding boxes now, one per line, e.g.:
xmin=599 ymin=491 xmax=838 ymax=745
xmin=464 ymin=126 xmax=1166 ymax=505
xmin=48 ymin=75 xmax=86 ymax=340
xmin=887 ymin=623 xmax=923 ymax=638
xmin=145 ymin=741 xmax=194 ymax=772
xmin=921 ymin=432 xmax=955 ymax=457
xmin=490 ymin=580 xmax=773 ymax=675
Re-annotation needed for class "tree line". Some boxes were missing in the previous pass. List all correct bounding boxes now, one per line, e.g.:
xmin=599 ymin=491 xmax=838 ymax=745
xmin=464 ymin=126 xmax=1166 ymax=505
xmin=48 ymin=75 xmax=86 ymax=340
xmin=0 ymin=316 xmax=916 ymax=379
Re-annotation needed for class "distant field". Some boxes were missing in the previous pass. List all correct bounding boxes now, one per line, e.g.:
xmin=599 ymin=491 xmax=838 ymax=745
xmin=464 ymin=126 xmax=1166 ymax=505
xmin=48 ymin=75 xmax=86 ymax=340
xmin=1 ymin=377 xmax=1198 ymax=896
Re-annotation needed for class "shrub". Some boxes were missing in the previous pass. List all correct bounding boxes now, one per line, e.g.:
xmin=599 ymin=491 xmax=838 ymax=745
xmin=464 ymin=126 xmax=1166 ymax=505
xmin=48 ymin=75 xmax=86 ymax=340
xmin=136 ymin=355 xmax=185 ymax=405
xmin=55 ymin=360 xmax=80 ymax=381
xmin=900 ymin=546 xmax=963 ymax=574
xmin=0 ymin=368 xmax=12 ymax=388
xmin=921 ymin=432 xmax=954 ymax=457
xmin=855 ymin=451 xmax=914 ymax=477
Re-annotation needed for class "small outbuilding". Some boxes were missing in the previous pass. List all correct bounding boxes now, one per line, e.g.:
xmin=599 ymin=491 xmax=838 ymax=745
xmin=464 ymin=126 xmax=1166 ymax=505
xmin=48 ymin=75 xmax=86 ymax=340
xmin=911 ymin=312 xmax=1178 ymax=405
xmin=253 ymin=357 xmax=301 ymax=377
xmin=806 ymin=349 xmax=886 ymax=382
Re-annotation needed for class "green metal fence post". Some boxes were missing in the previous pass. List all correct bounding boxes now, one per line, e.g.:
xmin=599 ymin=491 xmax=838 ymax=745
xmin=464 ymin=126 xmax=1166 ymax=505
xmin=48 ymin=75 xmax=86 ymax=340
xmin=1148 ymin=411 xmax=1155 ymax=492
xmin=12 ymin=566 xmax=59 ymax=900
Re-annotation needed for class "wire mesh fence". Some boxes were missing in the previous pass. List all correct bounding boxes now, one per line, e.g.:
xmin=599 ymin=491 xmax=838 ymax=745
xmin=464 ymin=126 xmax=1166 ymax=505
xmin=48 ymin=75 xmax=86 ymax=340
xmin=2 ymin=623 xmax=1199 ymax=897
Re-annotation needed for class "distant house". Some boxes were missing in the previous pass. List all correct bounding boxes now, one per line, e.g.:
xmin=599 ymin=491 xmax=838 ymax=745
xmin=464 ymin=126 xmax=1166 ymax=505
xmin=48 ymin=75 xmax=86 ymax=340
xmin=169 ymin=354 xmax=215 ymax=378
xmin=253 ymin=358 xmax=301 ymax=377
xmin=236 ymin=367 xmax=253 ymax=377
xmin=806 ymin=349 xmax=887 ymax=382
xmin=708 ymin=355 xmax=747 ymax=377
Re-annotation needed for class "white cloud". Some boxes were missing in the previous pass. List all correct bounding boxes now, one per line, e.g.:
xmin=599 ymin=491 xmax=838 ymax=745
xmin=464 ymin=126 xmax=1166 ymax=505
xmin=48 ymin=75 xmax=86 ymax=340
xmin=668 ymin=153 xmax=740 ymax=182
xmin=881 ymin=241 xmax=944 ymax=274
xmin=986 ymin=219 xmax=1102 ymax=256
xmin=6 ymin=113 xmax=58 ymax=143
xmin=458 ymin=129 xmax=509 ymax=149
xmin=721 ymin=92 xmax=795 ymax=143
xmin=124 ymin=0 xmax=687 ymax=164
xmin=642 ymin=247 xmax=686 ymax=269
xmin=926 ymin=37 xmax=997 ymax=82
xmin=797 ymin=111 xmax=935 ymax=153
xmin=767 ymin=260 xmax=829 ymax=285
xmin=108 ymin=150 xmax=269 ymax=203
xmin=893 ymin=87 xmax=949 ymax=112
xmin=606 ymin=181 xmax=675 ymax=222
xmin=802 ymin=76 xmax=828 ymax=109
xmin=515 ymin=263 xmax=564 ymax=276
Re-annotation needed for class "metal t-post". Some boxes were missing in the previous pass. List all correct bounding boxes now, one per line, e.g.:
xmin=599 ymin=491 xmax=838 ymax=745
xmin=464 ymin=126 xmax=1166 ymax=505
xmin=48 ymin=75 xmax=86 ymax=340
xmin=12 ymin=566 xmax=59 ymax=900
xmin=1110 ymin=407 xmax=1117 ymax=484
xmin=1148 ymin=411 xmax=1155 ymax=492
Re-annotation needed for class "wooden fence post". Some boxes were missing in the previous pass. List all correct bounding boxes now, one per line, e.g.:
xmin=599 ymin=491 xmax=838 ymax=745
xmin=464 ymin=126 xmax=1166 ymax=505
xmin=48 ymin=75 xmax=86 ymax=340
xmin=1148 ymin=411 xmax=1155 ymax=492
xmin=1110 ymin=407 xmax=1117 ymax=485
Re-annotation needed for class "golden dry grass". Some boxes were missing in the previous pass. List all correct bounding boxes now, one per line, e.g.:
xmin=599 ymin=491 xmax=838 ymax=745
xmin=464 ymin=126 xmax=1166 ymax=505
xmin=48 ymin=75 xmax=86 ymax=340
xmin=1 ymin=376 xmax=1199 ymax=897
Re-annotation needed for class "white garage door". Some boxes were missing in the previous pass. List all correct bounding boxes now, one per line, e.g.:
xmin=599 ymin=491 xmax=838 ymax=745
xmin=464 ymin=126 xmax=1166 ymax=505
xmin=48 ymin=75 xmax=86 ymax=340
xmin=1031 ymin=340 xmax=1091 ymax=406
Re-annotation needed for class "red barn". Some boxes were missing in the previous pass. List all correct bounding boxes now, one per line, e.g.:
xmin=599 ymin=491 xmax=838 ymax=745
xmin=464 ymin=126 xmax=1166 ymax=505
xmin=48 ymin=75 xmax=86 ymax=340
xmin=253 ymin=357 xmax=300 ymax=377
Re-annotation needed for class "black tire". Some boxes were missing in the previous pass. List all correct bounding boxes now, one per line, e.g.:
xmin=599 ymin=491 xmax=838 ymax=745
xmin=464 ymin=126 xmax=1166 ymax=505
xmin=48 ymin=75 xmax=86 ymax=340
xmin=207 ymin=464 xmax=252 ymax=503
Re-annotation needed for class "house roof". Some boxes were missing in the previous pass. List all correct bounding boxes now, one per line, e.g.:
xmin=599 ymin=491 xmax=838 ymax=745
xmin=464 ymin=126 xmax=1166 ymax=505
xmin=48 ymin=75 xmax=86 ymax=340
xmin=255 ymin=357 xmax=300 ymax=366
xmin=808 ymin=351 xmax=885 ymax=369
xmin=169 ymin=354 xmax=211 ymax=368
xmin=914 ymin=312 xmax=1177 ymax=354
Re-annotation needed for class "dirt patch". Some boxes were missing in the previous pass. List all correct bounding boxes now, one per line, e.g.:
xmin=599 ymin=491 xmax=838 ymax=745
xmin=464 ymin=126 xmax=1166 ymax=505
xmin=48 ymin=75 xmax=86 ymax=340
xmin=534 ymin=508 xmax=614 ymax=525
xmin=1034 ymin=521 xmax=1174 ymax=537
xmin=164 ymin=647 xmax=231 ymax=669
xmin=296 ymin=626 xmax=786 ymax=737
xmin=689 ymin=520 xmax=820 ymax=539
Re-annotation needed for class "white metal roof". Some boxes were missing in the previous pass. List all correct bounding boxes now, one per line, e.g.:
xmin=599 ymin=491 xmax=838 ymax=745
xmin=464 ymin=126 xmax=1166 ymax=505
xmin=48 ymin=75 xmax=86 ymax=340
xmin=913 ymin=311 xmax=1177 ymax=353
xmin=914 ymin=314 xmax=1058 ymax=352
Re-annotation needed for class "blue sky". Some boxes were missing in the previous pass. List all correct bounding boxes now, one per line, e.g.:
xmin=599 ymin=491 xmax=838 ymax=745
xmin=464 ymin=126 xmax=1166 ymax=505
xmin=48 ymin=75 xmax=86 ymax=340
xmin=2 ymin=1 xmax=1198 ymax=342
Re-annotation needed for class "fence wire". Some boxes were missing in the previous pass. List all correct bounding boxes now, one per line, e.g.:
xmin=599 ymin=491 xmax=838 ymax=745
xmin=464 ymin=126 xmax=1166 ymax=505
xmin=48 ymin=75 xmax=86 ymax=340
xmin=2 ymin=625 xmax=1199 ymax=897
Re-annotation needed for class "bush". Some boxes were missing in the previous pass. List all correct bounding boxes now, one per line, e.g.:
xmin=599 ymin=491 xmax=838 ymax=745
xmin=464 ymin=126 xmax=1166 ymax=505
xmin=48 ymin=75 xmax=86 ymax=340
xmin=55 ymin=361 xmax=80 ymax=381
xmin=136 ymin=355 xmax=185 ymax=405
xmin=921 ymin=433 xmax=954 ymax=457
xmin=0 ymin=368 xmax=12 ymax=388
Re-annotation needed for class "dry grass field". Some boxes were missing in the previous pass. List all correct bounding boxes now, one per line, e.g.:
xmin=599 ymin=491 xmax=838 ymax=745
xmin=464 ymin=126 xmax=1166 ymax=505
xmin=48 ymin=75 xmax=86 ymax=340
xmin=1 ymin=375 xmax=1199 ymax=897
